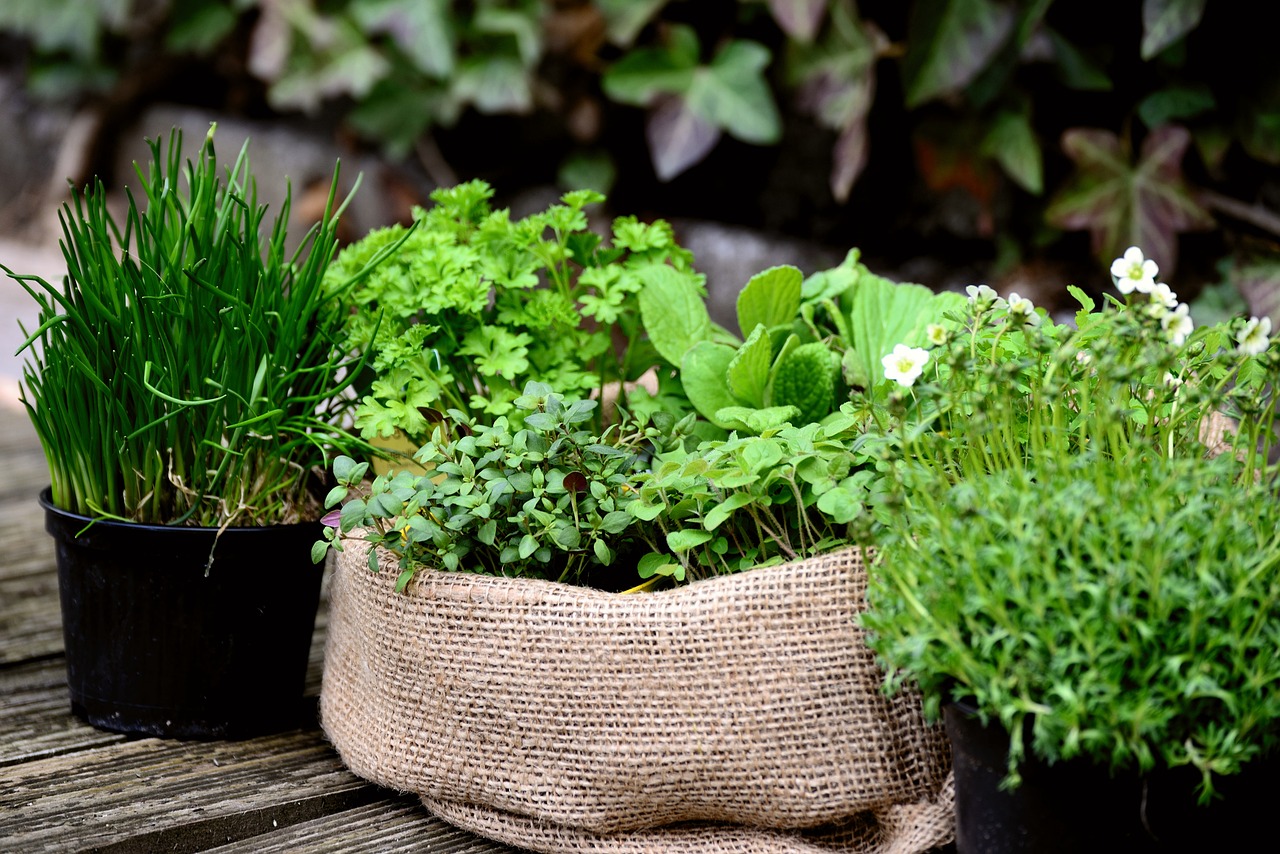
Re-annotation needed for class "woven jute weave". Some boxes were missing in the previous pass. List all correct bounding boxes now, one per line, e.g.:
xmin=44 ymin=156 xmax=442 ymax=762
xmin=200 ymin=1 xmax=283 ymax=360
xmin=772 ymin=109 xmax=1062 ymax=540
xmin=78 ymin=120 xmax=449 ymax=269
xmin=321 ymin=540 xmax=954 ymax=853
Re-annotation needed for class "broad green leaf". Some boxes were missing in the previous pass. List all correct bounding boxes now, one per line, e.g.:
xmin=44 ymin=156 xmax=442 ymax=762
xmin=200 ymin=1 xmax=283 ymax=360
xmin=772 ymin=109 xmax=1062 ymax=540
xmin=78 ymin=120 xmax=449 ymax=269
xmin=768 ymin=0 xmax=828 ymax=42
xmin=310 ymin=540 xmax=330 ymax=565
xmin=981 ymin=108 xmax=1043 ymax=194
xmin=646 ymin=95 xmax=721 ymax=181
xmin=667 ymin=528 xmax=715 ymax=552
xmin=741 ymin=438 xmax=784 ymax=471
xmin=685 ymin=40 xmax=782 ymax=145
xmin=1045 ymin=126 xmax=1213 ymax=276
xmin=737 ymin=265 xmax=803 ymax=336
xmin=801 ymin=249 xmax=861 ymax=303
xmin=901 ymin=0 xmax=1016 ymax=107
xmin=727 ymin=324 xmax=773 ymax=408
xmin=816 ymin=486 xmax=862 ymax=523
xmin=638 ymin=264 xmax=712 ymax=365
xmin=771 ymin=342 xmax=837 ymax=423
xmin=1141 ymin=0 xmax=1207 ymax=60
xmin=593 ymin=538 xmax=613 ymax=565
xmin=1137 ymin=85 xmax=1214 ymax=131
xmin=681 ymin=341 xmax=741 ymax=426
xmin=602 ymin=24 xmax=699 ymax=105
xmin=841 ymin=272 xmax=943 ymax=389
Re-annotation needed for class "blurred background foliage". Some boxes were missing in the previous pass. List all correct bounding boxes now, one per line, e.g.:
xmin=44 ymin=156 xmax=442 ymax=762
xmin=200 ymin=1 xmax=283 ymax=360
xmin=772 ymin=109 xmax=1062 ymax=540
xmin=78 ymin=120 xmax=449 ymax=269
xmin=2 ymin=0 xmax=1279 ymax=312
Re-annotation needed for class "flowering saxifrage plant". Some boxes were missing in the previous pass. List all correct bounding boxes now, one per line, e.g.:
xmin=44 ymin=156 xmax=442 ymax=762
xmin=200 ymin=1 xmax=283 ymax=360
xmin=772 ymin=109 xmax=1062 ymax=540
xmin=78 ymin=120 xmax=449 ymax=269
xmin=862 ymin=246 xmax=1280 ymax=802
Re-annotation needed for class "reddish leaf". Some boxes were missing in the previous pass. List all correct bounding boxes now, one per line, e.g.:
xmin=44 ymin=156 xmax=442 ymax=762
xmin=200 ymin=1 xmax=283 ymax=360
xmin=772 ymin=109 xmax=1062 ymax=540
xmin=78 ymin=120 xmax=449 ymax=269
xmin=1045 ymin=125 xmax=1213 ymax=277
xmin=769 ymin=0 xmax=829 ymax=43
xmin=646 ymin=94 xmax=721 ymax=181
xmin=831 ymin=120 xmax=869 ymax=203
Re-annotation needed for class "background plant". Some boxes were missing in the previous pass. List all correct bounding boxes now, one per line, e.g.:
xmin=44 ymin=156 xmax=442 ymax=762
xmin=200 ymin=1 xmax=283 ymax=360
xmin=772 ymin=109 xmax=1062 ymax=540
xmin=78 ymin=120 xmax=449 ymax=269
xmin=3 ymin=126 xmax=370 ymax=526
xmin=863 ymin=451 xmax=1280 ymax=801
xmin=6 ymin=1 xmax=1279 ymax=310
xmin=324 ymin=178 xmax=703 ymax=440
xmin=316 ymin=382 xmax=688 ymax=590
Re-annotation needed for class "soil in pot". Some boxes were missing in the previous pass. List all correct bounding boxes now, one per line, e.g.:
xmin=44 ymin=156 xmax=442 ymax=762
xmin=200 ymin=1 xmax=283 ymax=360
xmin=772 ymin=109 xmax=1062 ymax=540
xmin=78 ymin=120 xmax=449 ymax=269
xmin=945 ymin=701 xmax=1276 ymax=853
xmin=42 ymin=489 xmax=324 ymax=739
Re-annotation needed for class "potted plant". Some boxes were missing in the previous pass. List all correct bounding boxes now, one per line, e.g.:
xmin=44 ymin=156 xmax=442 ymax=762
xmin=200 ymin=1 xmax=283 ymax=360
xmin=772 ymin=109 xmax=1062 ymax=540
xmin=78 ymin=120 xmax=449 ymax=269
xmin=860 ymin=253 xmax=1280 ymax=851
xmin=3 ymin=126 xmax=375 ymax=739
xmin=312 ymin=194 xmax=960 ymax=854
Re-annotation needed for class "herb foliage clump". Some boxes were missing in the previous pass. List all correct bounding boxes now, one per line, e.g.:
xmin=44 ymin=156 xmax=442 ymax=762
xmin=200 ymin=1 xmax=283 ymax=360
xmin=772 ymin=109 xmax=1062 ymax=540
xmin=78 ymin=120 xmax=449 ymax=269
xmin=6 ymin=126 xmax=369 ymax=526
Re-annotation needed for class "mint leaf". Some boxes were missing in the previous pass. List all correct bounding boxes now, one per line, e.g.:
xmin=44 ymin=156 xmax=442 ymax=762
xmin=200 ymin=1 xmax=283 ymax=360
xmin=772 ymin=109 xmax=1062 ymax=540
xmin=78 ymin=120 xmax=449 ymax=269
xmin=682 ymin=341 xmax=742 ymax=427
xmin=737 ymin=265 xmax=803 ymax=336
xmin=726 ymin=324 xmax=773 ymax=408
xmin=638 ymin=264 xmax=712 ymax=365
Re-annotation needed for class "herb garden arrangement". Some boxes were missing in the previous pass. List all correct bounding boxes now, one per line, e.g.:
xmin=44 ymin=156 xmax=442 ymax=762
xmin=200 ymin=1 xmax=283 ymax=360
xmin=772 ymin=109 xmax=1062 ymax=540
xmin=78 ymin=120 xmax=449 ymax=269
xmin=10 ymin=125 xmax=1279 ymax=850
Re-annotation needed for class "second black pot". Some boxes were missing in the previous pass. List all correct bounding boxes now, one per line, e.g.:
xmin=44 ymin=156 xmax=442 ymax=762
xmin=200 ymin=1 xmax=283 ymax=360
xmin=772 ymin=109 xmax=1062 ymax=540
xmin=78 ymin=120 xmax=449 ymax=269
xmin=945 ymin=701 xmax=1275 ymax=853
xmin=42 ymin=489 xmax=324 ymax=739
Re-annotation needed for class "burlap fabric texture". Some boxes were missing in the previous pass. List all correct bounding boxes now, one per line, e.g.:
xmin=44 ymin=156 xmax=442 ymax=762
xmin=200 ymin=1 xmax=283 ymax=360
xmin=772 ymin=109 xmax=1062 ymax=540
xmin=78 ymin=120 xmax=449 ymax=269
xmin=321 ymin=540 xmax=954 ymax=853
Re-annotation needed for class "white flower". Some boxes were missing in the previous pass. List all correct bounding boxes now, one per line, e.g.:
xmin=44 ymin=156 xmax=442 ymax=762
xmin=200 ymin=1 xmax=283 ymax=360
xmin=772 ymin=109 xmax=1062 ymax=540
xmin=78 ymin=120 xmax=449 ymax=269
xmin=1110 ymin=246 xmax=1158 ymax=295
xmin=1161 ymin=304 xmax=1193 ymax=346
xmin=882 ymin=344 xmax=930 ymax=388
xmin=1075 ymin=350 xmax=1091 ymax=365
xmin=1237 ymin=316 xmax=1272 ymax=356
xmin=1148 ymin=282 xmax=1178 ymax=310
xmin=1006 ymin=292 xmax=1042 ymax=326
xmin=1164 ymin=371 xmax=1183 ymax=388
xmin=965 ymin=284 xmax=1006 ymax=309
xmin=925 ymin=323 xmax=948 ymax=346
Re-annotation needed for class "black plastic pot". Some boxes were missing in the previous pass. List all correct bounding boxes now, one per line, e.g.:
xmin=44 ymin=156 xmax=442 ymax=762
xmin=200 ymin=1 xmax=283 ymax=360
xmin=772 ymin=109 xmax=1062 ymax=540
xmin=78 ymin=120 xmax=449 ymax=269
xmin=41 ymin=489 xmax=324 ymax=739
xmin=945 ymin=701 xmax=1275 ymax=853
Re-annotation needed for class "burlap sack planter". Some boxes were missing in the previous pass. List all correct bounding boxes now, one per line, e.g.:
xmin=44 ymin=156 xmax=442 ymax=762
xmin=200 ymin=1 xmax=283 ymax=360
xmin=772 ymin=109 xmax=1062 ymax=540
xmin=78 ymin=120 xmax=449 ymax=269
xmin=321 ymin=540 xmax=954 ymax=853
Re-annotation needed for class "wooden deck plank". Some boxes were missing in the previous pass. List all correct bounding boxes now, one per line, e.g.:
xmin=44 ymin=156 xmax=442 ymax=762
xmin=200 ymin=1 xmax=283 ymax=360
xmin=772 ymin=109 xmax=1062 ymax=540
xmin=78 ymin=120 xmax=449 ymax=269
xmin=0 ymin=657 xmax=129 ymax=767
xmin=0 ymin=729 xmax=380 ymax=853
xmin=203 ymin=796 xmax=519 ymax=853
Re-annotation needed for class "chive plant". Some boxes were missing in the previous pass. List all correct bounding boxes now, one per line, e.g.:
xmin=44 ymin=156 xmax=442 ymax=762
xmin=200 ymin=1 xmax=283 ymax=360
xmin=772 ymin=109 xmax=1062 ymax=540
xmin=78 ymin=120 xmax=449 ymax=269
xmin=5 ymin=126 xmax=372 ymax=527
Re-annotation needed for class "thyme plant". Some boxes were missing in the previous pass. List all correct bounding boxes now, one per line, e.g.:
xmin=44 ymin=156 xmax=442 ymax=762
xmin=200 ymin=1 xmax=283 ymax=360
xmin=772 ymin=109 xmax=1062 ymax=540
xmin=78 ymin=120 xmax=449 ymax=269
xmin=5 ymin=126 xmax=372 ymax=527
xmin=861 ymin=247 xmax=1280 ymax=800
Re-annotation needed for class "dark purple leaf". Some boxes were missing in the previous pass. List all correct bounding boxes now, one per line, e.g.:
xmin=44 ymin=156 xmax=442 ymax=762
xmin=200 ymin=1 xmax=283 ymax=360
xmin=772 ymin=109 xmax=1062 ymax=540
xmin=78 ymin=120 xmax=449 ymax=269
xmin=563 ymin=471 xmax=589 ymax=493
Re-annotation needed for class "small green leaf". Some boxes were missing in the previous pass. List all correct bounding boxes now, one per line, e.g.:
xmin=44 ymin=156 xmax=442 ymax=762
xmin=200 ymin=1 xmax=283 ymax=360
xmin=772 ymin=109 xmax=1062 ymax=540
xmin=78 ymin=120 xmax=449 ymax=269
xmin=324 ymin=485 xmax=348 ymax=509
xmin=816 ymin=487 xmax=862 ymax=524
xmin=593 ymin=538 xmax=613 ymax=565
xmin=395 ymin=568 xmax=415 ymax=592
xmin=478 ymin=519 xmax=497 ymax=546
xmin=737 ymin=265 xmax=803 ymax=336
xmin=602 ymin=24 xmax=699 ymax=105
xmin=310 ymin=540 xmax=330 ymax=565
xmin=518 ymin=533 xmax=539 ymax=559
xmin=704 ymin=492 xmax=755 ymax=529
xmin=667 ymin=528 xmax=715 ymax=552
xmin=637 ymin=552 xmax=679 ymax=578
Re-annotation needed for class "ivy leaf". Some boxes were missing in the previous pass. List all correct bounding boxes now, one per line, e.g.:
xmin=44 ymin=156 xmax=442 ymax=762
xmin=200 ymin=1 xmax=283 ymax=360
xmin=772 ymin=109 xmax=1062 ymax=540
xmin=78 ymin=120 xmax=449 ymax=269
xmin=1045 ymin=126 xmax=1213 ymax=277
xmin=768 ymin=0 xmax=828 ymax=43
xmin=902 ymin=0 xmax=1017 ymax=108
xmin=602 ymin=24 xmax=699 ymax=105
xmin=1137 ymin=84 xmax=1215 ymax=130
xmin=685 ymin=40 xmax=782 ymax=145
xmin=451 ymin=55 xmax=532 ymax=114
xmin=350 ymin=0 xmax=454 ymax=78
xmin=596 ymin=0 xmax=670 ymax=47
xmin=646 ymin=94 xmax=722 ymax=181
xmin=1141 ymin=0 xmax=1207 ymax=60
xmin=981 ymin=107 xmax=1043 ymax=194
xmin=1045 ymin=28 xmax=1111 ymax=91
